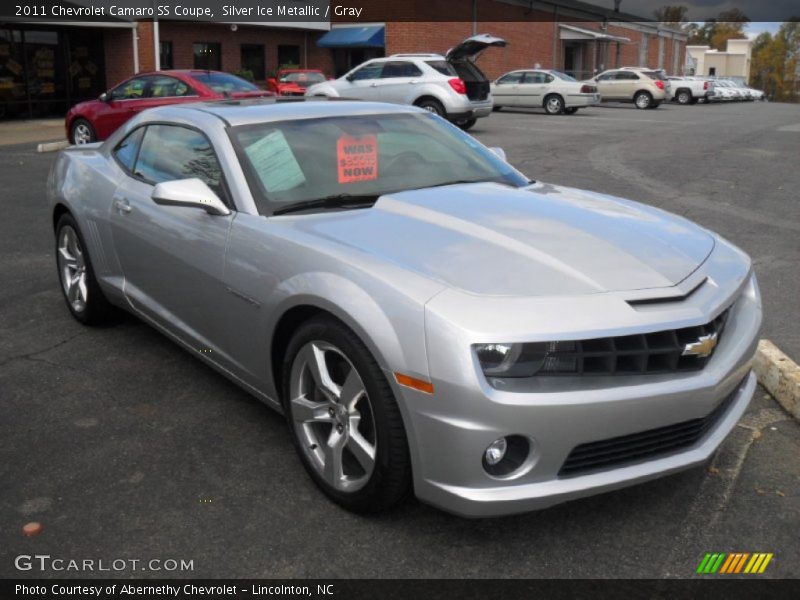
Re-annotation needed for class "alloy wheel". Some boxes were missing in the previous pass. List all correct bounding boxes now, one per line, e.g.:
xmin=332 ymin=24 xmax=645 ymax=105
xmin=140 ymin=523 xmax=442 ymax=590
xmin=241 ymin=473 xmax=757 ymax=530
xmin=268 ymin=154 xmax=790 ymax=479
xmin=635 ymin=93 xmax=651 ymax=109
xmin=289 ymin=341 xmax=377 ymax=492
xmin=73 ymin=123 xmax=92 ymax=144
xmin=57 ymin=225 xmax=88 ymax=312
xmin=546 ymin=96 xmax=562 ymax=114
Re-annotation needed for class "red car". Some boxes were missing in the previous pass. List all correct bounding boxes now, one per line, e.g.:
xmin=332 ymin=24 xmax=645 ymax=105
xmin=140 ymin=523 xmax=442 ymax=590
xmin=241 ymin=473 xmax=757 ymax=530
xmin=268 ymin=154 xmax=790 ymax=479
xmin=66 ymin=70 xmax=274 ymax=144
xmin=267 ymin=69 xmax=328 ymax=96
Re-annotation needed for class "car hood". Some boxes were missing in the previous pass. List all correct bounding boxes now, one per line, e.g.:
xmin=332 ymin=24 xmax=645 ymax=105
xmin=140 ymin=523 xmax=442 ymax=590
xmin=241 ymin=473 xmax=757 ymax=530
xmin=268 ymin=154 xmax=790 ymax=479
xmin=287 ymin=182 xmax=715 ymax=297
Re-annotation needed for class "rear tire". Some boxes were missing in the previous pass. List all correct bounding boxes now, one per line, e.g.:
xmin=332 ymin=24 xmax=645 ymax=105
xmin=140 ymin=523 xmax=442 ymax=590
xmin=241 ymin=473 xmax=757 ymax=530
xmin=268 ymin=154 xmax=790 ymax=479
xmin=676 ymin=90 xmax=692 ymax=105
xmin=415 ymin=98 xmax=445 ymax=117
xmin=634 ymin=91 xmax=653 ymax=109
xmin=69 ymin=118 xmax=96 ymax=145
xmin=649 ymin=101 xmax=661 ymax=109
xmin=55 ymin=213 xmax=119 ymax=325
xmin=544 ymin=94 xmax=564 ymax=115
xmin=282 ymin=316 xmax=412 ymax=513
xmin=492 ymin=105 xmax=502 ymax=112
xmin=457 ymin=118 xmax=477 ymax=131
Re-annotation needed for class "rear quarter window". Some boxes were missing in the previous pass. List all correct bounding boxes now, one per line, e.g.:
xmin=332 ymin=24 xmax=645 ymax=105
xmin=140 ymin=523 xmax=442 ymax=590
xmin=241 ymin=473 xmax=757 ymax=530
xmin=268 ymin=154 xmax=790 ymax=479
xmin=425 ymin=61 xmax=456 ymax=76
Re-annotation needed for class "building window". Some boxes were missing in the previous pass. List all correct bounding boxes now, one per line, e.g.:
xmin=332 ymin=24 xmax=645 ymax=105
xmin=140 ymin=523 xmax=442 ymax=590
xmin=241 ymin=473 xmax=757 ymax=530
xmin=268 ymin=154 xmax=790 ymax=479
xmin=193 ymin=42 xmax=221 ymax=71
xmin=709 ymin=67 xmax=716 ymax=76
xmin=240 ymin=44 xmax=265 ymax=80
xmin=277 ymin=44 xmax=301 ymax=68
xmin=160 ymin=41 xmax=173 ymax=69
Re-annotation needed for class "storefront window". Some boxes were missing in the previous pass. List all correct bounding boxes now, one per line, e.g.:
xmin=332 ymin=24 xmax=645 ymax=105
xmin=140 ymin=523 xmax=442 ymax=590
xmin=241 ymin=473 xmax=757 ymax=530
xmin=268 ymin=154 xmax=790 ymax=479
xmin=240 ymin=44 xmax=265 ymax=81
xmin=277 ymin=45 xmax=300 ymax=68
xmin=193 ymin=42 xmax=221 ymax=71
xmin=160 ymin=41 xmax=173 ymax=70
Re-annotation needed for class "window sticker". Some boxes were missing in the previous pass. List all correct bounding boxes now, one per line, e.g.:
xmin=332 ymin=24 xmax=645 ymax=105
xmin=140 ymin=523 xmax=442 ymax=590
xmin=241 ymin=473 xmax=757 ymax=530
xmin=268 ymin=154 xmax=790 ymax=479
xmin=244 ymin=130 xmax=306 ymax=193
xmin=337 ymin=134 xmax=378 ymax=184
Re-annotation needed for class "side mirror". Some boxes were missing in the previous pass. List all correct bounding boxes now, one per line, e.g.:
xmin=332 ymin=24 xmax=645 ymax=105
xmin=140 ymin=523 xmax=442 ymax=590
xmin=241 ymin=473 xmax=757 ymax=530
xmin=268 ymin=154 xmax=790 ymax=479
xmin=345 ymin=74 xmax=355 ymax=82
xmin=151 ymin=178 xmax=230 ymax=216
xmin=489 ymin=147 xmax=507 ymax=162
xmin=99 ymin=92 xmax=109 ymax=102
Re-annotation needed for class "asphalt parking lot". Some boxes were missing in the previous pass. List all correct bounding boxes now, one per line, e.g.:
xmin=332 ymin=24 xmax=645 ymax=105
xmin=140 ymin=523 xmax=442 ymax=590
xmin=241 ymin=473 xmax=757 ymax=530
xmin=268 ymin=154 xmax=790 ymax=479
xmin=1 ymin=101 xmax=798 ymax=579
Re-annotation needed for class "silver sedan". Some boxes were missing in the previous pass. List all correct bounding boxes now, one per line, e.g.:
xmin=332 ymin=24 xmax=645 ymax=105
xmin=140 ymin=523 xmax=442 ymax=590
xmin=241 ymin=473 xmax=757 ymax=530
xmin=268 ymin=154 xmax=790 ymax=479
xmin=48 ymin=99 xmax=761 ymax=517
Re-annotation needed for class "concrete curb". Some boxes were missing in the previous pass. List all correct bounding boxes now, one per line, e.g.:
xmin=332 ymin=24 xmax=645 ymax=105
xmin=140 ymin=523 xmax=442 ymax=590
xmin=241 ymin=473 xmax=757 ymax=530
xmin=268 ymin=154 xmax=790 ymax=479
xmin=37 ymin=140 xmax=69 ymax=153
xmin=754 ymin=339 xmax=800 ymax=421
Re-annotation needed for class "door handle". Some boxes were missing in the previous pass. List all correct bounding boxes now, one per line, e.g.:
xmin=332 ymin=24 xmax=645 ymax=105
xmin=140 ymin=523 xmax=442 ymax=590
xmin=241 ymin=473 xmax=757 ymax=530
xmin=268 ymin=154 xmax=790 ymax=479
xmin=114 ymin=198 xmax=132 ymax=214
xmin=370 ymin=82 xmax=379 ymax=87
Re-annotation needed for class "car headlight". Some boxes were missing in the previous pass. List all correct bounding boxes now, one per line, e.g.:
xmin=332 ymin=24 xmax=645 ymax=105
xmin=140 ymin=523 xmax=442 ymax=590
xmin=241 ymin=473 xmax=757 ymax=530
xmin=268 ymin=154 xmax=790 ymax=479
xmin=475 ymin=343 xmax=546 ymax=378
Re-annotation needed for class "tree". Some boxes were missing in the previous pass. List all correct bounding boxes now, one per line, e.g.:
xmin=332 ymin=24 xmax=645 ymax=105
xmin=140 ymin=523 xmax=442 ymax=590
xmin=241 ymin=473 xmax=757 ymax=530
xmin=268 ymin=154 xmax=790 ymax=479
xmin=653 ymin=5 xmax=688 ymax=29
xmin=750 ymin=20 xmax=800 ymax=102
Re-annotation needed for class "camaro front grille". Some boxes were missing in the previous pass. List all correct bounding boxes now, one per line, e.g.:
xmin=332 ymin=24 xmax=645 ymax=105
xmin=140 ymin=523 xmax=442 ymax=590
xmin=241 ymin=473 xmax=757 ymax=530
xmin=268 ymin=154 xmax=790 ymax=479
xmin=534 ymin=309 xmax=729 ymax=376
xmin=559 ymin=383 xmax=739 ymax=477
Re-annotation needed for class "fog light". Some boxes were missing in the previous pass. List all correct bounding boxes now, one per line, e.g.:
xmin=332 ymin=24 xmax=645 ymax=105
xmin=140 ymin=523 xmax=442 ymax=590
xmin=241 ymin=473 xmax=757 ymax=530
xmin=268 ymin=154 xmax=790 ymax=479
xmin=482 ymin=435 xmax=532 ymax=478
xmin=484 ymin=438 xmax=508 ymax=466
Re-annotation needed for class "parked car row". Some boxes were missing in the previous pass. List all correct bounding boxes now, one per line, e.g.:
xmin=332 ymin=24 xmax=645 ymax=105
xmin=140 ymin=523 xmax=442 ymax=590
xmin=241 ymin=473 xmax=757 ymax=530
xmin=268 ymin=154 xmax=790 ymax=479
xmin=63 ymin=32 xmax=769 ymax=145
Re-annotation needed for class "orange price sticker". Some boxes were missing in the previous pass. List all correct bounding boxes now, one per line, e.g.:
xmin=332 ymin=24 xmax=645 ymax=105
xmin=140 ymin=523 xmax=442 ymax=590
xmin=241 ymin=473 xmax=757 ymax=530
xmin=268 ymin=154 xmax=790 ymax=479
xmin=337 ymin=134 xmax=378 ymax=184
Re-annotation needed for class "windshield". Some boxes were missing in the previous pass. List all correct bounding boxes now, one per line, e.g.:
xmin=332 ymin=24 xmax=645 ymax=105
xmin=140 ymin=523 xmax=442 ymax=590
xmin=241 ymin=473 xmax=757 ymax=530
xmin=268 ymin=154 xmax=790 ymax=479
xmin=191 ymin=72 xmax=260 ymax=93
xmin=279 ymin=71 xmax=326 ymax=86
xmin=551 ymin=70 xmax=577 ymax=82
xmin=232 ymin=112 xmax=528 ymax=215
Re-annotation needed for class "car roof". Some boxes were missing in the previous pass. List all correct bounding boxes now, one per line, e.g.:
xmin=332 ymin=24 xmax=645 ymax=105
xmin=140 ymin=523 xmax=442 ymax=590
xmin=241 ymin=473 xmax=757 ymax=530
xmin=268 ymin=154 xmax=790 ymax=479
xmin=138 ymin=98 xmax=425 ymax=127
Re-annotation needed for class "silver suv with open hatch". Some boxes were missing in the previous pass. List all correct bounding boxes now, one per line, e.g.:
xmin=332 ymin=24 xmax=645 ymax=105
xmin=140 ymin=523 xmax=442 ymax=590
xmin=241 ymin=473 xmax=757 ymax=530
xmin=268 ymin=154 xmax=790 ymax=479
xmin=304 ymin=33 xmax=506 ymax=130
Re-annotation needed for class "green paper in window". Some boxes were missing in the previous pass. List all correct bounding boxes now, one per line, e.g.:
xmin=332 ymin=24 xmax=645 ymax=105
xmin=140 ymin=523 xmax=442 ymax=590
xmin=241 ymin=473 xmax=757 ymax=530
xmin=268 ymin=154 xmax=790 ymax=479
xmin=244 ymin=130 xmax=306 ymax=193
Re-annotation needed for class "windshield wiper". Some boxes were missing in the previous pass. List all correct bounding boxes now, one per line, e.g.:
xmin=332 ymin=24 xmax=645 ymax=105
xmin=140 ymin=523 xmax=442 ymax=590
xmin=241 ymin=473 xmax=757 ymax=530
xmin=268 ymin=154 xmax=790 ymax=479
xmin=272 ymin=193 xmax=380 ymax=216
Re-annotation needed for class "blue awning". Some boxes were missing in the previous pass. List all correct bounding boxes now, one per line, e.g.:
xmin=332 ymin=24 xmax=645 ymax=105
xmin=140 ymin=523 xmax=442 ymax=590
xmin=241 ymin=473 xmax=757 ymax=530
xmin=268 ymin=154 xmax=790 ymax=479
xmin=317 ymin=26 xmax=385 ymax=48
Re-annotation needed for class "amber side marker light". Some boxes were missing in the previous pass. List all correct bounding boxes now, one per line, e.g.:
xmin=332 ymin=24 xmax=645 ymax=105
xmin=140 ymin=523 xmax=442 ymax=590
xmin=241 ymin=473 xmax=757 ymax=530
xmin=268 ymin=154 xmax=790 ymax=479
xmin=394 ymin=372 xmax=435 ymax=394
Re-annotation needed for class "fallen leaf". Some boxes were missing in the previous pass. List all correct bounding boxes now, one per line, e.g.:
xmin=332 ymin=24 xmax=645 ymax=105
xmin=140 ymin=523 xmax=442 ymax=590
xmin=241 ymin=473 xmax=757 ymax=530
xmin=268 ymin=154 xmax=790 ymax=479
xmin=776 ymin=491 xmax=786 ymax=497
xmin=708 ymin=466 xmax=720 ymax=475
xmin=752 ymin=430 xmax=762 ymax=440
xmin=22 ymin=522 xmax=43 ymax=537
xmin=755 ymin=487 xmax=766 ymax=496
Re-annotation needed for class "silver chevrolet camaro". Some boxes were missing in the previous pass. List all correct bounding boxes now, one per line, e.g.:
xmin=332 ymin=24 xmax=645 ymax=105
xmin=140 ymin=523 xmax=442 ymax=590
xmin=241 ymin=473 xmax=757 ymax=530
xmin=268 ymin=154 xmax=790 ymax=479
xmin=48 ymin=99 xmax=761 ymax=517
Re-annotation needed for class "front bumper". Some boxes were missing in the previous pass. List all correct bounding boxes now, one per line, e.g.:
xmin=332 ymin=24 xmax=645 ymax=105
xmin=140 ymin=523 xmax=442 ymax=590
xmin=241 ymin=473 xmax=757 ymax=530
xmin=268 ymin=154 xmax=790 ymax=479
xmin=399 ymin=245 xmax=761 ymax=517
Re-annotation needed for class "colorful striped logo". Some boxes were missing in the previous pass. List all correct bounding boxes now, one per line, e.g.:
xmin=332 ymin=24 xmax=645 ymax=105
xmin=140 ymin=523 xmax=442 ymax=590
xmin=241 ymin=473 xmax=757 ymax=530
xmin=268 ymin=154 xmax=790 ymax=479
xmin=696 ymin=552 xmax=774 ymax=574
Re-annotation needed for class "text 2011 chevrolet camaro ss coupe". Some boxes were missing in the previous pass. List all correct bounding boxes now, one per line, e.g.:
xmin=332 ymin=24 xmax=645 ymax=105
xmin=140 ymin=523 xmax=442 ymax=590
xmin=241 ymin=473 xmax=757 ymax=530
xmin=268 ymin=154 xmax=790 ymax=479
xmin=48 ymin=99 xmax=761 ymax=517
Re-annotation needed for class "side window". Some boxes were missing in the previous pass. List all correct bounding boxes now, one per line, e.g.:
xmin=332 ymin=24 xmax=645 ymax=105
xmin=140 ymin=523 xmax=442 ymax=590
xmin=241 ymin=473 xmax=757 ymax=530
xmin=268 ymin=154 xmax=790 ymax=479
xmin=113 ymin=127 xmax=145 ymax=172
xmin=522 ymin=72 xmax=545 ymax=84
xmin=616 ymin=72 xmax=639 ymax=80
xmin=134 ymin=125 xmax=224 ymax=198
xmin=349 ymin=62 xmax=384 ymax=81
xmin=380 ymin=61 xmax=423 ymax=78
xmin=544 ymin=73 xmax=555 ymax=83
xmin=149 ymin=76 xmax=192 ymax=98
xmin=497 ymin=72 xmax=523 ymax=85
xmin=596 ymin=72 xmax=615 ymax=81
xmin=109 ymin=76 xmax=150 ymax=100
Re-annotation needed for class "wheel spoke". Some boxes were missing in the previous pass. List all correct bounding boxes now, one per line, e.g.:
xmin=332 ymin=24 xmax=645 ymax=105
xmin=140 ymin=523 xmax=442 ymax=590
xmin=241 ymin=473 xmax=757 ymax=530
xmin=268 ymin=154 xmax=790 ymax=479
xmin=304 ymin=343 xmax=341 ymax=400
xmin=323 ymin=429 xmax=346 ymax=488
xmin=291 ymin=394 xmax=333 ymax=423
xmin=67 ymin=276 xmax=80 ymax=302
xmin=347 ymin=429 xmax=376 ymax=473
xmin=340 ymin=367 xmax=366 ymax=410
xmin=58 ymin=246 xmax=76 ymax=265
xmin=77 ymin=274 xmax=88 ymax=303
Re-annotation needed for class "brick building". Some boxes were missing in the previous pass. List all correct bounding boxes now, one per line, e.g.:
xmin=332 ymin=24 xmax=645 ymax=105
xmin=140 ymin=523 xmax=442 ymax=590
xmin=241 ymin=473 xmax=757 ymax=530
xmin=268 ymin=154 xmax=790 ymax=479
xmin=1 ymin=0 xmax=686 ymax=120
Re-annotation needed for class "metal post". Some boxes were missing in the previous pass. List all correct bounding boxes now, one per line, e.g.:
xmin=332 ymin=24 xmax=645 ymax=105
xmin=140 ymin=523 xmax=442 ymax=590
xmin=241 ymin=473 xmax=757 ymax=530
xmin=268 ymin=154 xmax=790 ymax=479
xmin=132 ymin=23 xmax=140 ymax=74
xmin=153 ymin=19 xmax=160 ymax=71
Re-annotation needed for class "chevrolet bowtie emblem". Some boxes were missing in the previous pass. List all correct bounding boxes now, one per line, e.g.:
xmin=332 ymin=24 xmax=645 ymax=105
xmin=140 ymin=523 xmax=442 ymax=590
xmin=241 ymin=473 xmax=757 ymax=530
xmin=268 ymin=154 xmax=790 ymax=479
xmin=682 ymin=333 xmax=718 ymax=358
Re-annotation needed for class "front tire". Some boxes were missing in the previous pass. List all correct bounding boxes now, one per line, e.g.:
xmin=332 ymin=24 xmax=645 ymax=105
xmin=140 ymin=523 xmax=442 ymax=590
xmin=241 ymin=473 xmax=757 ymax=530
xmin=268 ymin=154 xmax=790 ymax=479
xmin=282 ymin=316 xmax=412 ymax=513
xmin=563 ymin=107 xmax=579 ymax=115
xmin=544 ymin=94 xmax=564 ymax=115
xmin=634 ymin=91 xmax=653 ymax=109
xmin=55 ymin=213 xmax=118 ymax=325
xmin=69 ymin=118 xmax=96 ymax=145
